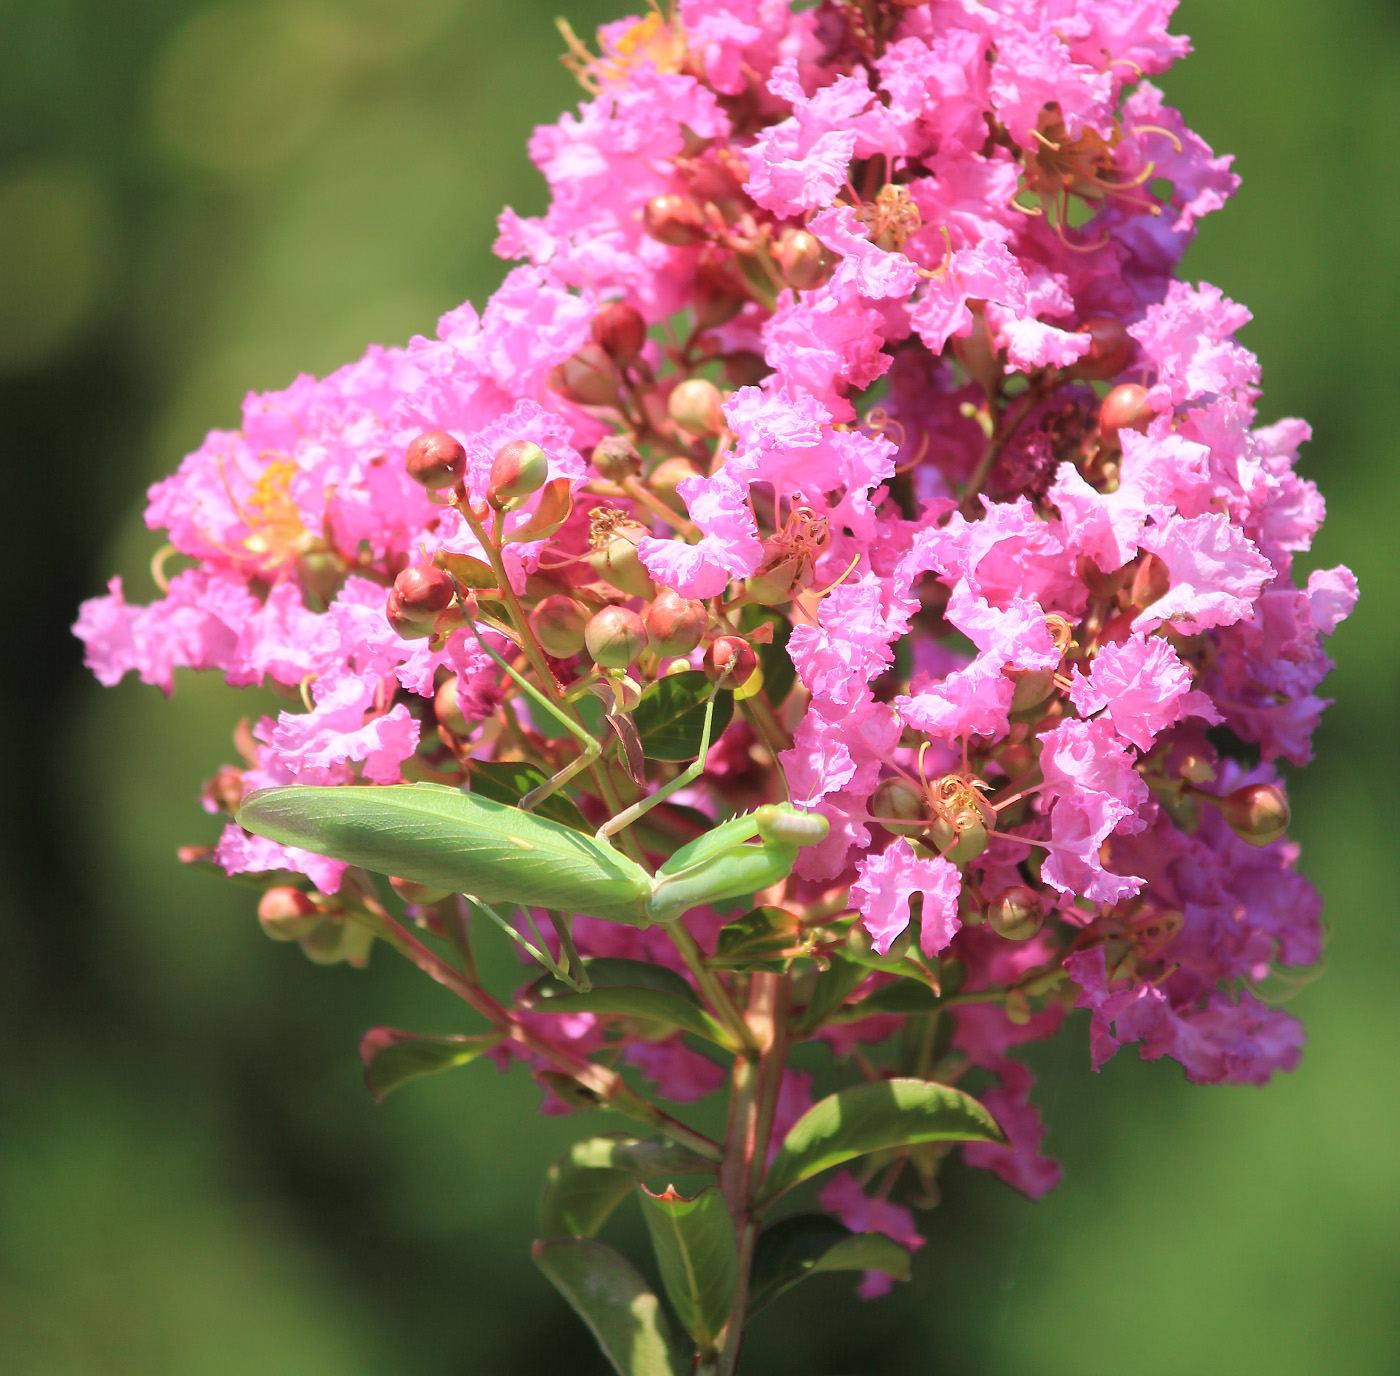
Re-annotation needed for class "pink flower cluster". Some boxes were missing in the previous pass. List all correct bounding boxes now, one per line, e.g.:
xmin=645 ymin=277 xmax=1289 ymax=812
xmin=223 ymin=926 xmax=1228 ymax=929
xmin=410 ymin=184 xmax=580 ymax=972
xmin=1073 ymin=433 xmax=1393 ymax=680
xmin=76 ymin=0 xmax=1353 ymax=1245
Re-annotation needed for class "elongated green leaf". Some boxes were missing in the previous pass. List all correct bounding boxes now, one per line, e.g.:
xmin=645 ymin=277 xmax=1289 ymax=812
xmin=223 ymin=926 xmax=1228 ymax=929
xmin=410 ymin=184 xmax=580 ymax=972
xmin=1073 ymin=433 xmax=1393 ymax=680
xmin=747 ymin=1214 xmax=912 ymax=1314
xmin=466 ymin=760 xmax=590 ymax=832
xmin=709 ymin=906 xmax=802 ymax=972
xmin=760 ymin=1078 xmax=1005 ymax=1204
xmin=792 ymin=954 xmax=867 ymax=1034
xmin=357 ymin=1027 xmax=502 ymax=1100
xmin=632 ymin=672 xmax=734 ymax=761
xmin=533 ymin=957 xmax=702 ymax=1004
xmin=534 ymin=987 xmax=729 ymax=1045
xmin=539 ymin=1137 xmax=716 ymax=1238
xmin=637 ymin=1185 xmax=736 ymax=1353
xmin=840 ymin=980 xmax=941 ymax=1018
xmin=533 ymin=1237 xmax=679 ymax=1376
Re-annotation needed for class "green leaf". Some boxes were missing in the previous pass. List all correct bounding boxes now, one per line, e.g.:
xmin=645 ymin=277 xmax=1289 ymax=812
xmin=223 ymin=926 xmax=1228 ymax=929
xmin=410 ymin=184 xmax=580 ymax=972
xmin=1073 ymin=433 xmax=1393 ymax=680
xmin=632 ymin=672 xmax=734 ymax=761
xmin=539 ymin=1137 xmax=716 ymax=1238
xmin=739 ymin=605 xmax=796 ymax=707
xmin=533 ymin=1237 xmax=679 ymax=1376
xmin=637 ymin=1184 xmax=737 ymax=1353
xmin=760 ymin=1078 xmax=1006 ymax=1204
xmin=747 ymin=1214 xmax=912 ymax=1314
xmin=357 ymin=1027 xmax=502 ymax=1101
xmin=534 ymin=958 xmax=702 ymax=1003
xmin=840 ymin=980 xmax=941 ymax=1018
xmin=466 ymin=760 xmax=590 ymax=831
xmin=792 ymin=955 xmax=867 ymax=1034
xmin=533 ymin=987 xmax=730 ymax=1046
xmin=709 ymin=906 xmax=802 ymax=972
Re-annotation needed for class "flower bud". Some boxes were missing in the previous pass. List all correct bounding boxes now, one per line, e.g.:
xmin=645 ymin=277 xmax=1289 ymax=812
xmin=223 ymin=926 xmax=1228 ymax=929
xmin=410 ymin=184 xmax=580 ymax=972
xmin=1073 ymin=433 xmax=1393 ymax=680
xmin=385 ymin=588 xmax=432 ymax=639
xmin=1008 ymin=667 xmax=1056 ymax=712
xmin=488 ymin=440 xmax=548 ymax=508
xmin=435 ymin=674 xmax=469 ymax=735
xmin=872 ymin=777 xmax=929 ymax=837
xmin=1070 ymin=317 xmax=1135 ymax=380
xmin=591 ymin=301 xmax=648 ymax=366
xmin=394 ymin=565 xmax=456 ymax=617
xmin=589 ymin=530 xmax=657 ymax=599
xmin=649 ymin=456 xmax=700 ymax=513
xmin=258 ymin=887 xmax=321 ymax=942
xmin=592 ymin=435 xmax=642 ymax=483
xmin=405 ymin=429 xmax=466 ymax=490
xmin=668 ymin=378 xmax=726 ymax=438
xmin=952 ymin=311 xmax=1002 ymax=393
xmin=1178 ymin=754 xmax=1216 ymax=785
xmin=390 ymin=875 xmax=452 ymax=904
xmin=644 ymin=589 xmax=707 ymax=657
xmin=928 ymin=808 xmax=989 ymax=865
xmin=1128 ymin=551 xmax=1170 ymax=609
xmin=694 ymin=272 xmax=746 ymax=329
xmin=724 ymin=350 xmax=771 ymax=388
xmin=530 ymin=595 xmax=589 ymax=658
xmin=550 ymin=343 xmax=622 ymax=407
xmin=584 ymin=605 xmax=648 ymax=668
xmin=642 ymin=193 xmax=708 ymax=247
xmin=1219 ymin=783 xmax=1289 ymax=847
xmin=986 ymin=885 xmax=1044 ymax=940
xmin=703 ymin=635 xmax=757 ymax=687
xmin=1099 ymin=383 xmax=1154 ymax=441
xmin=776 ymin=227 xmax=834 ymax=290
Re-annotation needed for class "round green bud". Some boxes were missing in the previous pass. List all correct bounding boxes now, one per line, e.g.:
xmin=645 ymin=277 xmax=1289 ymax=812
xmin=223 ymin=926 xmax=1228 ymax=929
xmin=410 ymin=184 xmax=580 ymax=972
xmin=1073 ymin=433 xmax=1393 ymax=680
xmin=776 ymin=227 xmax=835 ymax=290
xmin=530 ymin=595 xmax=589 ymax=659
xmin=668 ymin=377 xmax=726 ymax=438
xmin=642 ymin=193 xmax=708 ymax=247
xmin=928 ymin=804 xmax=989 ymax=866
xmin=488 ymin=440 xmax=548 ymax=508
xmin=703 ymin=635 xmax=757 ymax=687
xmin=1219 ymin=782 xmax=1289 ymax=847
xmin=584 ymin=605 xmax=648 ymax=668
xmin=986 ymin=885 xmax=1045 ymax=941
xmin=592 ymin=435 xmax=643 ymax=483
xmin=648 ymin=456 xmax=702 ymax=514
xmin=871 ymin=777 xmax=929 ymax=837
xmin=644 ymin=589 xmax=707 ymax=658
xmin=588 ymin=531 xmax=657 ymax=600
xmin=258 ymin=887 xmax=321 ymax=942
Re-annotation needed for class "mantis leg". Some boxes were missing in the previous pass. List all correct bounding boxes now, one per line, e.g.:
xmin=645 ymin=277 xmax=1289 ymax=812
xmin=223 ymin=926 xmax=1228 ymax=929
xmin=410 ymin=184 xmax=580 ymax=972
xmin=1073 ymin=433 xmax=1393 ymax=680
xmin=460 ymin=612 xmax=602 ymax=813
xmin=596 ymin=678 xmax=724 ymax=840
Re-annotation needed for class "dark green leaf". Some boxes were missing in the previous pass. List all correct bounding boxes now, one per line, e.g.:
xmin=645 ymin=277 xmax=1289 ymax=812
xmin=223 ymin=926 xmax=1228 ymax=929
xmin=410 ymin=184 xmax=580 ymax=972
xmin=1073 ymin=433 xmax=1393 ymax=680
xmin=466 ymin=760 xmax=590 ymax=831
xmin=539 ymin=1137 xmax=716 ymax=1238
xmin=534 ymin=958 xmax=701 ymax=1004
xmin=533 ymin=1237 xmax=679 ymax=1376
xmin=709 ymin=907 xmax=802 ymax=971
xmin=357 ymin=1027 xmax=502 ymax=1101
xmin=760 ymin=1078 xmax=1006 ymax=1204
xmin=637 ymin=1185 xmax=737 ymax=1353
xmin=792 ymin=955 xmax=867 ymax=1034
xmin=840 ymin=980 xmax=941 ymax=1018
xmin=739 ymin=605 xmax=796 ymax=707
xmin=748 ymin=1214 xmax=912 ymax=1314
xmin=533 ymin=987 xmax=730 ymax=1046
xmin=632 ymin=672 xmax=734 ymax=762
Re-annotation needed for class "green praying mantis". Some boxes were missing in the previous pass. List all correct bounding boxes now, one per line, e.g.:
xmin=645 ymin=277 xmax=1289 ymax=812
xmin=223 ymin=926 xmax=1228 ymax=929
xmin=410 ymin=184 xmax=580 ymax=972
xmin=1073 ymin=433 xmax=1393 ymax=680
xmin=237 ymin=611 xmax=829 ymax=974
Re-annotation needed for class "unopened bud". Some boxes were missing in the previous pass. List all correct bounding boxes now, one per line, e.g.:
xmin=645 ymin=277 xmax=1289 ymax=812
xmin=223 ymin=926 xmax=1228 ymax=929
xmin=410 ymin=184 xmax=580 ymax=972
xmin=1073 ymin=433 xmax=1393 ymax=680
xmin=649 ymin=456 xmax=700 ymax=514
xmin=530 ymin=595 xmax=589 ymax=658
xmin=668 ymin=378 xmax=725 ymax=438
xmin=694 ymin=272 xmax=746 ymax=329
xmin=385 ymin=588 xmax=431 ymax=639
xmin=258 ymin=887 xmax=321 ymax=941
xmin=394 ymin=565 xmax=456 ymax=617
xmin=589 ymin=530 xmax=656 ymax=599
xmin=986 ymin=885 xmax=1045 ymax=940
xmin=1128 ymin=551 xmax=1171 ymax=609
xmin=724 ymin=350 xmax=771 ymax=388
xmin=775 ymin=227 xmax=835 ymax=290
xmin=1008 ymin=667 xmax=1056 ymax=712
xmin=928 ymin=808 xmax=989 ymax=865
xmin=1099 ymin=383 xmax=1154 ymax=441
xmin=1178 ymin=753 xmax=1216 ymax=785
xmin=202 ymin=765 xmax=244 ymax=816
xmin=952 ymin=312 xmax=1002 ymax=393
xmin=390 ymin=876 xmax=452 ymax=904
xmin=703 ymin=635 xmax=757 ymax=687
xmin=644 ymin=590 xmax=707 ymax=658
xmin=872 ymin=777 xmax=929 ymax=837
xmin=487 ymin=439 xmax=548 ymax=510
xmin=1219 ymin=783 xmax=1289 ymax=847
xmin=405 ymin=429 xmax=466 ymax=490
xmin=584 ymin=605 xmax=648 ymax=668
xmin=591 ymin=301 xmax=648 ymax=365
xmin=551 ymin=343 xmax=622 ymax=407
xmin=592 ymin=435 xmax=642 ymax=483
xmin=435 ymin=674 xmax=469 ymax=735
xmin=1070 ymin=317 xmax=1135 ymax=380
xmin=642 ymin=193 xmax=708 ymax=246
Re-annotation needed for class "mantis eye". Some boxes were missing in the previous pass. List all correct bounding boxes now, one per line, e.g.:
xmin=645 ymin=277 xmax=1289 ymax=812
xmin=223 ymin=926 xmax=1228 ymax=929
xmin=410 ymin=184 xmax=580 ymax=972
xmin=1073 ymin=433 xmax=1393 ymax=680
xmin=754 ymin=805 xmax=829 ymax=847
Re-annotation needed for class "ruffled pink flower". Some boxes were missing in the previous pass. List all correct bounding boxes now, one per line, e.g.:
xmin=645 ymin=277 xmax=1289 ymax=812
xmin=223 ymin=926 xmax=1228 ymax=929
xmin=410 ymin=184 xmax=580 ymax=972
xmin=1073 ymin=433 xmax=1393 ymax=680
xmin=852 ymin=841 xmax=962 ymax=957
xmin=1069 ymin=635 xmax=1220 ymax=751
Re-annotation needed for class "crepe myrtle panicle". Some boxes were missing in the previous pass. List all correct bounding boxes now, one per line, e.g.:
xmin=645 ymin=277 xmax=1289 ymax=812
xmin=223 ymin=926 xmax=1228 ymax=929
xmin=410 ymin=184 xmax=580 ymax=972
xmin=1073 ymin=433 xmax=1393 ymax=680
xmin=75 ymin=1 xmax=1355 ymax=1369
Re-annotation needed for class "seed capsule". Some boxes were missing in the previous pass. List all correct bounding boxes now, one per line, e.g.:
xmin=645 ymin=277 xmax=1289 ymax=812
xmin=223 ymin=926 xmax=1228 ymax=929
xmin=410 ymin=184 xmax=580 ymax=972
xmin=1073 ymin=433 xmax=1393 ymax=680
xmin=1070 ymin=317 xmax=1135 ymax=380
xmin=1219 ymin=782 xmax=1289 ymax=847
xmin=775 ymin=227 xmax=835 ymax=290
xmin=871 ymin=777 xmax=929 ymax=837
xmin=644 ymin=589 xmax=707 ymax=658
xmin=591 ymin=435 xmax=642 ymax=483
xmin=986 ymin=885 xmax=1045 ymax=940
xmin=584 ymin=605 xmax=648 ymax=668
xmin=405 ymin=429 xmax=466 ymax=490
xmin=591 ymin=301 xmax=648 ymax=365
xmin=551 ymin=343 xmax=622 ymax=407
xmin=258 ymin=887 xmax=322 ymax=941
xmin=488 ymin=440 xmax=548 ymax=508
xmin=703 ymin=635 xmax=758 ymax=687
xmin=668 ymin=377 xmax=725 ymax=438
xmin=642 ymin=193 xmax=708 ymax=247
xmin=1099 ymin=383 xmax=1154 ymax=441
xmin=530 ymin=595 xmax=589 ymax=658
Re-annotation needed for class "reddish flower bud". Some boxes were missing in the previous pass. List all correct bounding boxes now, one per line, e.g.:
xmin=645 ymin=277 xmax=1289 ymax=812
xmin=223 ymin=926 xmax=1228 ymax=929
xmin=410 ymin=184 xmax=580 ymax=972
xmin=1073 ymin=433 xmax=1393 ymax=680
xmin=435 ymin=674 xmax=469 ymax=735
xmin=986 ymin=885 xmax=1045 ymax=940
xmin=694 ymin=272 xmax=746 ymax=329
xmin=530 ymin=595 xmax=589 ymax=658
xmin=951 ymin=312 xmax=1002 ymax=392
xmin=1128 ymin=551 xmax=1171 ymax=609
xmin=776 ymin=227 xmax=835 ymax=290
xmin=394 ymin=565 xmax=456 ymax=617
xmin=385 ymin=588 xmax=431 ymax=639
xmin=1099 ymin=383 xmax=1154 ymax=441
xmin=591 ymin=301 xmax=648 ymax=366
xmin=642 ymin=192 xmax=708 ymax=246
xmin=488 ymin=439 xmax=548 ymax=509
xmin=258 ymin=887 xmax=321 ymax=941
xmin=668 ymin=377 xmax=725 ymax=438
xmin=405 ymin=429 xmax=466 ymax=490
xmin=703 ymin=635 xmax=757 ymax=687
xmin=872 ymin=777 xmax=929 ymax=837
xmin=550 ymin=343 xmax=622 ymax=407
xmin=591 ymin=435 xmax=642 ymax=483
xmin=724 ymin=350 xmax=771 ymax=388
xmin=584 ymin=605 xmax=648 ymax=668
xmin=644 ymin=589 xmax=707 ymax=658
xmin=1070 ymin=317 xmax=1135 ymax=380
xmin=1219 ymin=783 xmax=1289 ymax=847
xmin=390 ymin=876 xmax=452 ymax=904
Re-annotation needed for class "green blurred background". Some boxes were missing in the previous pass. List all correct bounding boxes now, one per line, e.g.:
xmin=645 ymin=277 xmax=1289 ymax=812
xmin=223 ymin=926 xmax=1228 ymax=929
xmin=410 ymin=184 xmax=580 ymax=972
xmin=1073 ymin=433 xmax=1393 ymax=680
xmin=1 ymin=1 xmax=1394 ymax=1371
